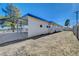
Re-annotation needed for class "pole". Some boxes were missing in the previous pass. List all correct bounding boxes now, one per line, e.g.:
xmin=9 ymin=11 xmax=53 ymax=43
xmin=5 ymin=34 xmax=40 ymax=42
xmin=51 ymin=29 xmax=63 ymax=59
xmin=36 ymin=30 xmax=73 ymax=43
xmin=75 ymin=11 xmax=79 ymax=40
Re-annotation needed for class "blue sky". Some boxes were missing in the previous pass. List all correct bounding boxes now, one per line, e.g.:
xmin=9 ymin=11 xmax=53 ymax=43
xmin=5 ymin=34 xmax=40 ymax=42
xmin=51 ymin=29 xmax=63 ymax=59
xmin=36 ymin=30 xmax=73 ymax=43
xmin=0 ymin=3 xmax=79 ymax=26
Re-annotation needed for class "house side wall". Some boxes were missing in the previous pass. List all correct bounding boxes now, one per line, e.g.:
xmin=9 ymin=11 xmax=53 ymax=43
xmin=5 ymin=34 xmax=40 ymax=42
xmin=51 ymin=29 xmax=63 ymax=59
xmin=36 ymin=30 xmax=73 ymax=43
xmin=28 ymin=16 xmax=50 ymax=38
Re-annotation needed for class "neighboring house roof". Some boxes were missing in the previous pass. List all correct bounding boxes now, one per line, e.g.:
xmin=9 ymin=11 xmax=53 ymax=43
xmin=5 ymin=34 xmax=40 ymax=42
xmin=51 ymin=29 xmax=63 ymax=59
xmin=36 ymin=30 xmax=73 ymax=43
xmin=22 ymin=13 xmax=51 ymax=23
xmin=0 ymin=18 xmax=8 ymax=21
xmin=0 ymin=18 xmax=8 ymax=24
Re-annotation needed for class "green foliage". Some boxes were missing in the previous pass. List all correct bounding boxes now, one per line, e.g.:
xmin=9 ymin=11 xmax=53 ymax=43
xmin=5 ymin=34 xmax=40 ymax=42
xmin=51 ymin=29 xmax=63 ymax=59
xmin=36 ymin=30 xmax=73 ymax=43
xmin=4 ymin=21 xmax=16 ymax=27
xmin=65 ymin=19 xmax=70 ymax=27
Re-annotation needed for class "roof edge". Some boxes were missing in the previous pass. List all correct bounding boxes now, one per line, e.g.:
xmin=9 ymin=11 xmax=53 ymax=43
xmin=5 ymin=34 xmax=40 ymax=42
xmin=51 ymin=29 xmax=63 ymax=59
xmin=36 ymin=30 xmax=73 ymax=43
xmin=22 ymin=13 xmax=51 ymax=23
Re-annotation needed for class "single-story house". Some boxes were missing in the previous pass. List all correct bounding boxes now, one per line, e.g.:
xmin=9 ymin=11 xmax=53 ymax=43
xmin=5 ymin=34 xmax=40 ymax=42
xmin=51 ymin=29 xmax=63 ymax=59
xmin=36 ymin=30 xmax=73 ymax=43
xmin=22 ymin=13 xmax=53 ymax=37
xmin=22 ymin=13 xmax=63 ymax=38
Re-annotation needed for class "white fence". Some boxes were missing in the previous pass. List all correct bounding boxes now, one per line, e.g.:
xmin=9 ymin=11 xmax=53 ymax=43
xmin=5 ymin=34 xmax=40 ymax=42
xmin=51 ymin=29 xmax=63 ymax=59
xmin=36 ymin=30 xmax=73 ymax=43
xmin=0 ymin=32 xmax=28 ymax=44
xmin=0 ymin=25 xmax=28 ymax=44
xmin=73 ymin=25 xmax=79 ymax=39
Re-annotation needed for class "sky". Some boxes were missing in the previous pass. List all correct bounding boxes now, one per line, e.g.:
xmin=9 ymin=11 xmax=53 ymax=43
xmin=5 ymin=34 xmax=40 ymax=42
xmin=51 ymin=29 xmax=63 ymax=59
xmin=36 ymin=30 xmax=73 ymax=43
xmin=0 ymin=3 xmax=79 ymax=27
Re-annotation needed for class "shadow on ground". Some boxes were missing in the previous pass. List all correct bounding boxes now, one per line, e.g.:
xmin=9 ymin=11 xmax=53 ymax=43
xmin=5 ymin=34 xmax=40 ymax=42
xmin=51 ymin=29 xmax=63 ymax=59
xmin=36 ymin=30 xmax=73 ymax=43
xmin=28 ymin=31 xmax=61 ymax=40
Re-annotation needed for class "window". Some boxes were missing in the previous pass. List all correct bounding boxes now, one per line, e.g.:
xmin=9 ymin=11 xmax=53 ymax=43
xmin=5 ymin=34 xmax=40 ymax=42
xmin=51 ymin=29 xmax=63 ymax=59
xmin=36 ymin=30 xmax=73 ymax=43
xmin=40 ymin=25 xmax=42 ymax=28
xmin=47 ymin=26 xmax=49 ymax=28
xmin=47 ymin=25 xmax=50 ymax=28
xmin=49 ymin=26 xmax=50 ymax=28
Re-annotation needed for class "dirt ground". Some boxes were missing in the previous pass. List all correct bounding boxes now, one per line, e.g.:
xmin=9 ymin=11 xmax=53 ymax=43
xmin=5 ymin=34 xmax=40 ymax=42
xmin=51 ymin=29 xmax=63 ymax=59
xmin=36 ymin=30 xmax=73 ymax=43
xmin=0 ymin=31 xmax=78 ymax=56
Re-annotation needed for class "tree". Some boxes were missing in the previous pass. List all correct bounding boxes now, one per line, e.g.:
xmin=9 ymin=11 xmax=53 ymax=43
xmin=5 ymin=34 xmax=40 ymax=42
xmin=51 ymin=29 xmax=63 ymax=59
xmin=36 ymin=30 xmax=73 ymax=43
xmin=2 ymin=3 xmax=20 ymax=32
xmin=2 ymin=4 xmax=20 ymax=21
xmin=65 ymin=19 xmax=70 ymax=27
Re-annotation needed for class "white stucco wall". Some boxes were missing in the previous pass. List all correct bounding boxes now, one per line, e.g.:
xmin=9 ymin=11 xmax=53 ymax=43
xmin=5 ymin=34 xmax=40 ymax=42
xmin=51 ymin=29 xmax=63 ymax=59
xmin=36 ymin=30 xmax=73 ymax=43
xmin=0 ymin=32 xmax=28 ymax=44
xmin=28 ymin=16 xmax=50 ymax=38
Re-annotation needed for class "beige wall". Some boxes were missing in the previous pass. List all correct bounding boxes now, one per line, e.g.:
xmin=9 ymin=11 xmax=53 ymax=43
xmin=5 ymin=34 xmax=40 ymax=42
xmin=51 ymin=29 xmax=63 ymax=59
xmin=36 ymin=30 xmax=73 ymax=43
xmin=28 ymin=16 xmax=50 ymax=37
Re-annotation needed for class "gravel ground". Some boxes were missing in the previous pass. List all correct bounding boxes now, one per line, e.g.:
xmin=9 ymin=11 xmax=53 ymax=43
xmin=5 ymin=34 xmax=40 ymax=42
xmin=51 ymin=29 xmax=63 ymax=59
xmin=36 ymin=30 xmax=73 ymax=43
xmin=0 ymin=31 xmax=78 ymax=56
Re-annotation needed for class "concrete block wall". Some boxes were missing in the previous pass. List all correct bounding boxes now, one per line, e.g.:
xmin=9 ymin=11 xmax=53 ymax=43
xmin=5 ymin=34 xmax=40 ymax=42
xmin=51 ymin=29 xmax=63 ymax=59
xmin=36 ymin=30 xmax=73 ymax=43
xmin=0 ymin=32 xmax=28 ymax=44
